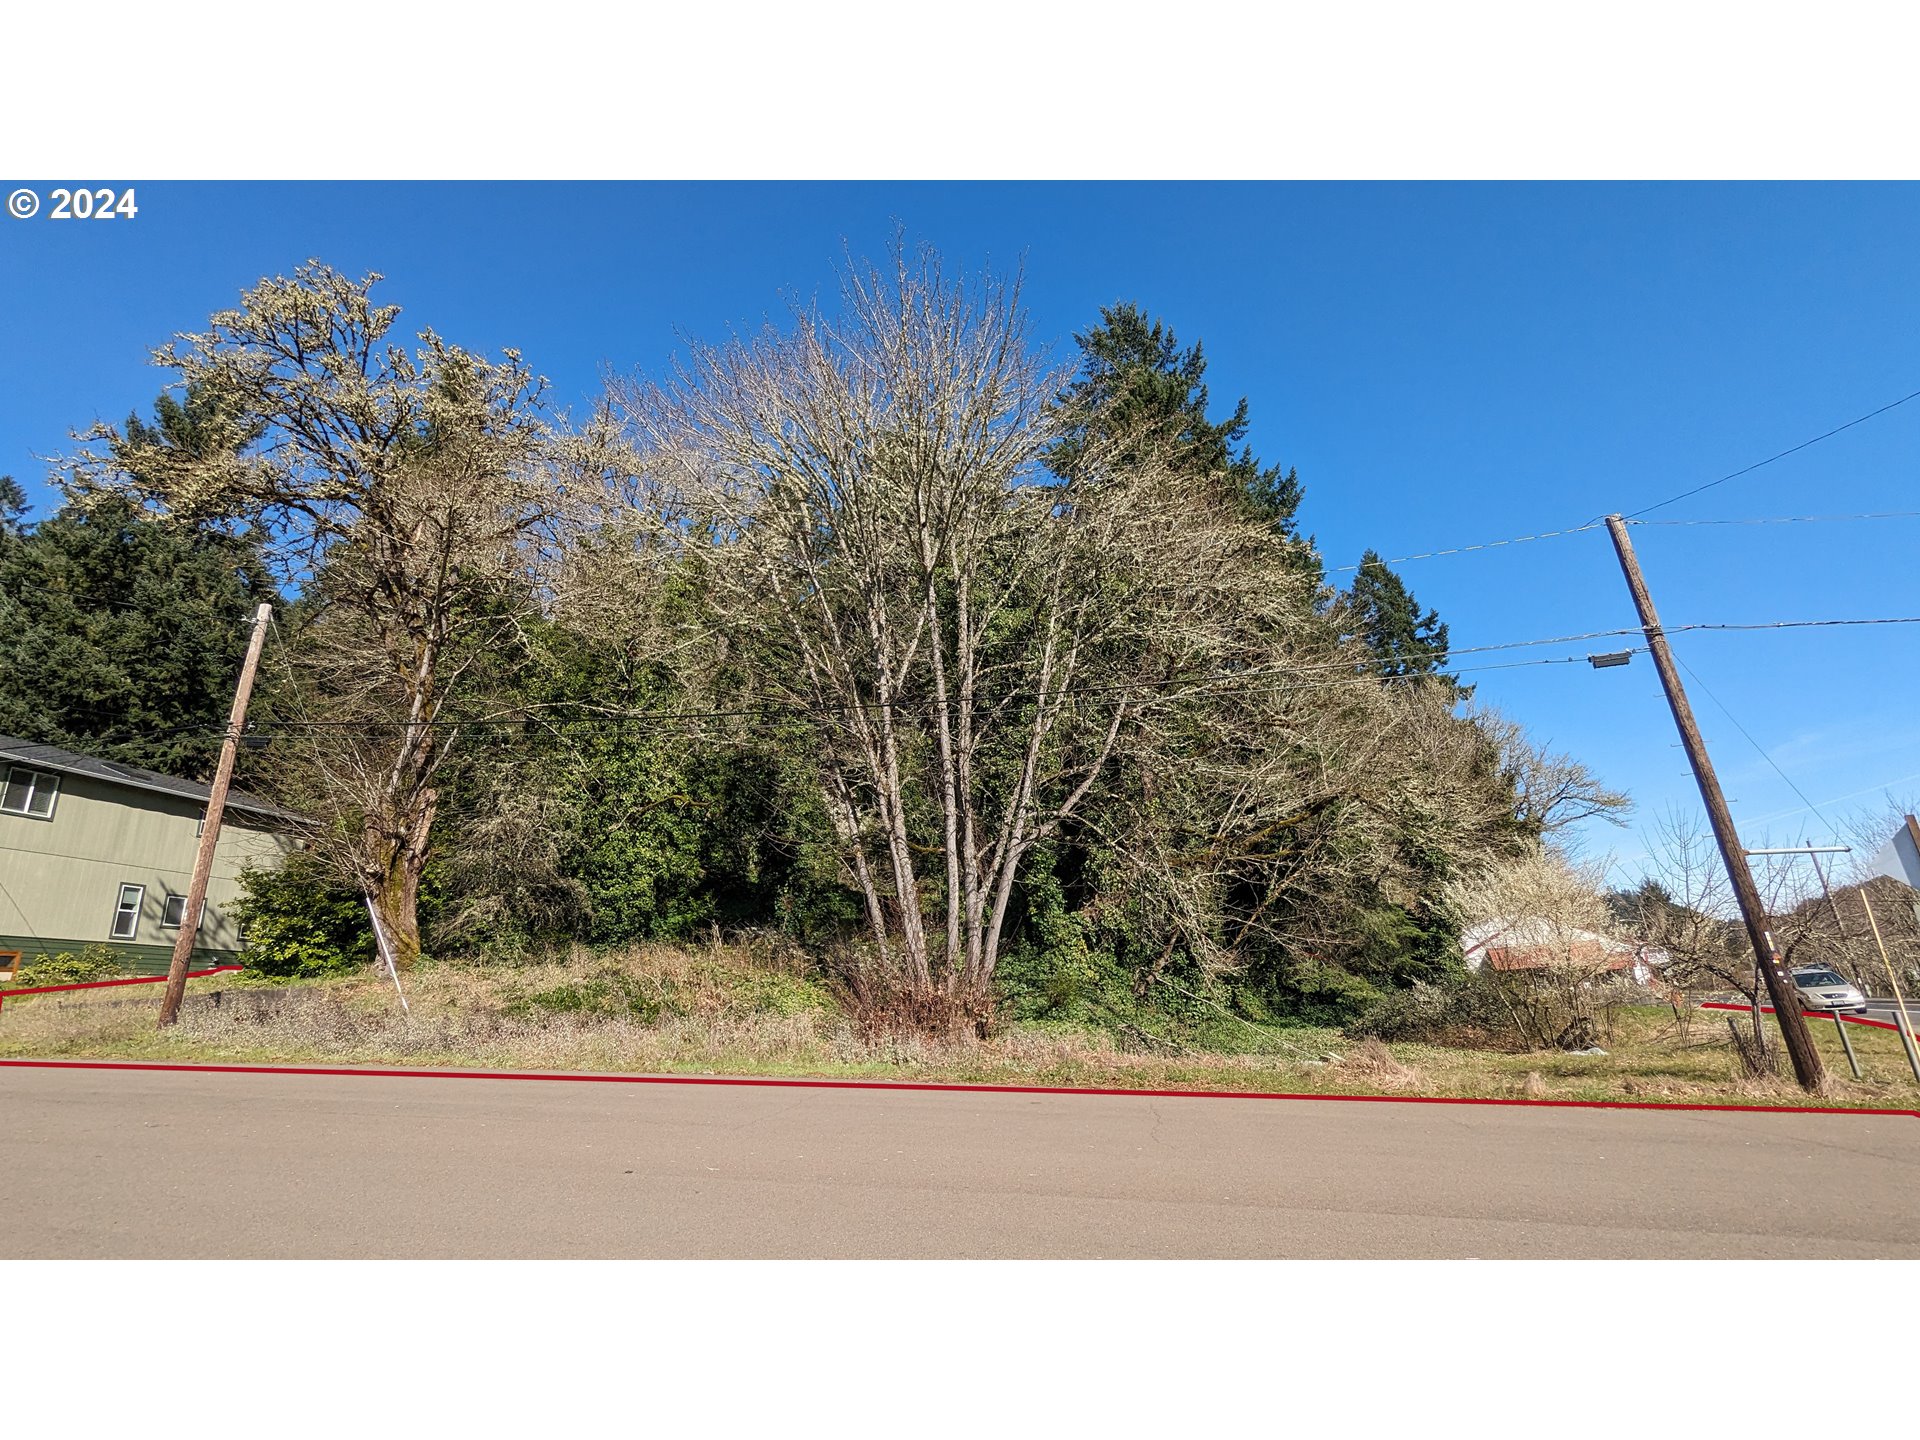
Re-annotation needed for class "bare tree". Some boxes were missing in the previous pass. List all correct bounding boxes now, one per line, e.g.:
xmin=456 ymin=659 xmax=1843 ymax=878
xmin=1627 ymin=805 xmax=1864 ymax=1067
xmin=1839 ymin=792 xmax=1920 ymax=880
xmin=1447 ymin=843 xmax=1638 ymax=1049
xmin=1078 ymin=651 xmax=1539 ymax=995
xmin=1627 ymin=807 xmax=1747 ymax=997
xmin=64 ymin=262 xmax=569 ymax=963
xmin=1469 ymin=706 xmax=1631 ymax=840
xmin=604 ymin=243 xmax=1359 ymax=1018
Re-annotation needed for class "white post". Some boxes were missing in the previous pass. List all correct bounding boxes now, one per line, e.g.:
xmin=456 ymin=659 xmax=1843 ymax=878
xmin=364 ymin=894 xmax=411 ymax=1016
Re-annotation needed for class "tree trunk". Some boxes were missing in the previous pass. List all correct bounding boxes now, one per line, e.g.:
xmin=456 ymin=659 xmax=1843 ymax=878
xmin=364 ymin=786 xmax=435 ymax=969
xmin=371 ymin=861 xmax=424 ymax=969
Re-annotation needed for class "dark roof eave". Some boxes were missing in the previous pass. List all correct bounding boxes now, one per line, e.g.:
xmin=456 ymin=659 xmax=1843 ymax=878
xmin=0 ymin=735 xmax=307 ymax=827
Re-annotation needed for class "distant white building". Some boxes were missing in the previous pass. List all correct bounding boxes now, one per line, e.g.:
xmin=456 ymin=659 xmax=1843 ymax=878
xmin=1461 ymin=918 xmax=1662 ymax=985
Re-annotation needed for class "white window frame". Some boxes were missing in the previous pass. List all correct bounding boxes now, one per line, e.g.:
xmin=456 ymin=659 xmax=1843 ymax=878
xmin=110 ymin=883 xmax=145 ymax=941
xmin=1 ymin=765 xmax=61 ymax=820
xmin=161 ymin=893 xmax=190 ymax=930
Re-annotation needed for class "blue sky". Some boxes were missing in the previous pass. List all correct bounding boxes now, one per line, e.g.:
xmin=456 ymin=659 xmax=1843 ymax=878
xmin=3 ymin=182 xmax=1916 ymax=876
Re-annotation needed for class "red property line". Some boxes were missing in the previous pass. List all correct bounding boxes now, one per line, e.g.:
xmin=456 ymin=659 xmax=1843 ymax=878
xmin=0 ymin=964 xmax=244 ymax=1012
xmin=1699 ymin=999 xmax=1910 ymax=1035
xmin=0 ymin=1057 xmax=1914 ymax=1118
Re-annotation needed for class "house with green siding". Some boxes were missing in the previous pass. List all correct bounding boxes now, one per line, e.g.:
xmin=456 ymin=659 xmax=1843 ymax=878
xmin=0 ymin=735 xmax=300 ymax=980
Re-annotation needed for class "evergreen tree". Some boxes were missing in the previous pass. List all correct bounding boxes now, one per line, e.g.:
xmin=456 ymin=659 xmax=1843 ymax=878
xmin=1344 ymin=549 xmax=1454 ymax=684
xmin=1052 ymin=302 xmax=1303 ymax=536
xmin=120 ymin=383 xmax=264 ymax=467
xmin=0 ymin=475 xmax=27 ymax=535
xmin=0 ymin=395 xmax=278 ymax=777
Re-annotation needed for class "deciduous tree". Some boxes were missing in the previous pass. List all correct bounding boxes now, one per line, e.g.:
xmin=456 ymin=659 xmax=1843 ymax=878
xmin=608 ymin=247 xmax=1338 ymax=1020
xmin=64 ymin=263 xmax=569 ymax=964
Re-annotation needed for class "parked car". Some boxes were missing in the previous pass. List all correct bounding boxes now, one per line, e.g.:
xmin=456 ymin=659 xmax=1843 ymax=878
xmin=1790 ymin=966 xmax=1868 ymax=1014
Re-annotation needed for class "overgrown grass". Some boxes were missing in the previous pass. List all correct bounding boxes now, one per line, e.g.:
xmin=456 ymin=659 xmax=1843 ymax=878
xmin=3 ymin=943 xmax=1916 ymax=1110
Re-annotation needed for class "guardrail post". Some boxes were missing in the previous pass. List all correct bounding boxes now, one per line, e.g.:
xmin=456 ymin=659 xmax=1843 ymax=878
xmin=1829 ymin=1008 xmax=1862 ymax=1078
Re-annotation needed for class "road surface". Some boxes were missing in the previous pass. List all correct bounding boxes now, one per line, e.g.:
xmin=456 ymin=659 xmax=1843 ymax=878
xmin=2 ymin=1064 xmax=1915 ymax=1258
xmin=1859 ymin=1000 xmax=1920 ymax=1029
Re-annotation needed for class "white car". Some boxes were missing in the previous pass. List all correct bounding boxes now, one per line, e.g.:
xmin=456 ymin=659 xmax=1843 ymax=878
xmin=1791 ymin=967 xmax=1868 ymax=1014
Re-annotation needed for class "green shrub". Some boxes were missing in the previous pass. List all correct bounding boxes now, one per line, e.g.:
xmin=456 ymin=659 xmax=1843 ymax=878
xmin=12 ymin=945 xmax=130 ymax=987
xmin=502 ymin=950 xmax=835 ymax=1024
xmin=229 ymin=853 xmax=375 ymax=979
xmin=1351 ymin=971 xmax=1515 ymax=1048
xmin=508 ymin=969 xmax=663 ymax=1022
xmin=993 ymin=849 xmax=1133 ymax=1023
xmin=1256 ymin=960 xmax=1386 ymax=1028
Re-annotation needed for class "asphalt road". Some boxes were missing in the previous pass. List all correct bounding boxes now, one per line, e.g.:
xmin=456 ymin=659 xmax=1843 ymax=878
xmin=3 ymin=1064 xmax=1916 ymax=1258
xmin=1858 ymin=1002 xmax=1920 ymax=1029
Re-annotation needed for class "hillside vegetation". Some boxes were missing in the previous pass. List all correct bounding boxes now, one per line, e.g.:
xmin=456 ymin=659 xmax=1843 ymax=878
xmin=5 ymin=943 xmax=1915 ymax=1110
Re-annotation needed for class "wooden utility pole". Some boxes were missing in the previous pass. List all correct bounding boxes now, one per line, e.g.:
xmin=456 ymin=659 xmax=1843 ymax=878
xmin=1603 ymin=516 xmax=1826 ymax=1090
xmin=157 ymin=602 xmax=274 ymax=1028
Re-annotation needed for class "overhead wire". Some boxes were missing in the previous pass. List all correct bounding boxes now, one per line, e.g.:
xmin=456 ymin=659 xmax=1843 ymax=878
xmin=152 ymin=649 xmax=1625 ymax=742
xmin=1330 ymin=383 xmax=1920 ymax=572
xmin=1670 ymin=652 xmax=1837 ymax=839
xmin=1327 ymin=523 xmax=1606 ymax=573
xmin=1332 ymin=509 xmax=1920 ymax=574
xmin=1634 ymin=510 xmax=1920 ymax=528
xmin=100 ymin=614 xmax=1913 ymax=743
xmin=1615 ymin=385 xmax=1920 ymax=520
xmin=8 ymin=384 xmax=1915 ymax=779
xmin=1741 ymin=768 xmax=1920 ymax=830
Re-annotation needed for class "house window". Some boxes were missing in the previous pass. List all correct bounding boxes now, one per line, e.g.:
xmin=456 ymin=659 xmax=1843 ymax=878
xmin=162 ymin=894 xmax=190 ymax=929
xmin=0 ymin=950 xmax=20 ymax=981
xmin=2 ymin=766 xmax=60 ymax=819
xmin=110 ymin=884 xmax=144 ymax=941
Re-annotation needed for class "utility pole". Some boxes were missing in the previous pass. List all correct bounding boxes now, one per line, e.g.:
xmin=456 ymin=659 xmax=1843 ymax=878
xmin=1604 ymin=516 xmax=1826 ymax=1090
xmin=157 ymin=602 xmax=273 ymax=1028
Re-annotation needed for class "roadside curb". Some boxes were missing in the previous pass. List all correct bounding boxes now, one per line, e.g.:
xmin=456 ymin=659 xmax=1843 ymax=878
xmin=2 ymin=1058 xmax=1916 ymax=1117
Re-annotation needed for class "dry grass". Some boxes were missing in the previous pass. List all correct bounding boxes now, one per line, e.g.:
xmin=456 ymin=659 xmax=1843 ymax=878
xmin=3 ymin=946 xmax=1917 ymax=1110
xmin=1334 ymin=1038 xmax=1424 ymax=1090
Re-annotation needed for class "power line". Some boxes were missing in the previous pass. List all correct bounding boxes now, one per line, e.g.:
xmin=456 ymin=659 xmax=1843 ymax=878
xmin=131 ymin=614 xmax=1916 ymax=741
xmin=1671 ymin=652 xmax=1835 ymax=838
xmin=1331 ymin=508 xmax=1920 ymax=574
xmin=170 ymin=650 xmax=1621 ymax=741
xmin=1635 ymin=510 xmax=1920 ymax=528
xmin=1332 ymin=385 xmax=1920 ymax=574
xmin=1742 ymin=768 xmax=1920 ymax=830
xmin=213 ymin=623 xmax=1663 ymax=737
xmin=1617 ymin=385 xmax=1920 ymax=520
xmin=1328 ymin=523 xmax=1606 ymax=573
xmin=1679 ymin=617 xmax=1920 ymax=635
